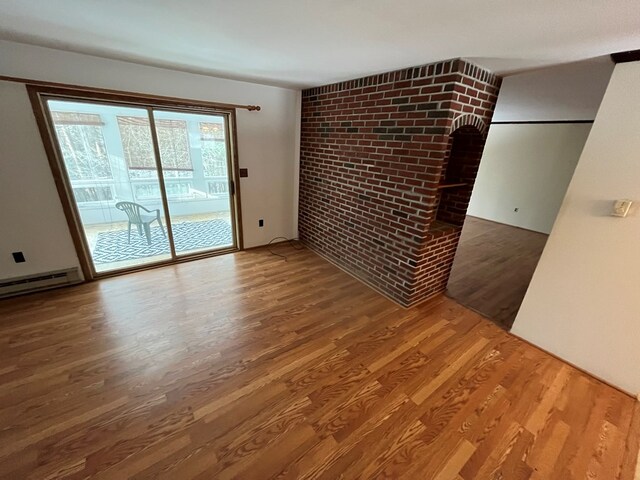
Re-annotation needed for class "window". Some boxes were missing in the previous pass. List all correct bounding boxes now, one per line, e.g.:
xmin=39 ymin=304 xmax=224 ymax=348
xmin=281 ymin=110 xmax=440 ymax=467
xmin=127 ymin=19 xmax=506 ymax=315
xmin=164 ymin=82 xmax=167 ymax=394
xmin=200 ymin=122 xmax=228 ymax=177
xmin=51 ymin=112 xmax=112 ymax=180
xmin=117 ymin=116 xmax=193 ymax=172
xmin=207 ymin=180 xmax=229 ymax=194
xmin=72 ymin=186 xmax=114 ymax=203
xmin=134 ymin=182 xmax=192 ymax=200
xmin=34 ymin=89 xmax=240 ymax=277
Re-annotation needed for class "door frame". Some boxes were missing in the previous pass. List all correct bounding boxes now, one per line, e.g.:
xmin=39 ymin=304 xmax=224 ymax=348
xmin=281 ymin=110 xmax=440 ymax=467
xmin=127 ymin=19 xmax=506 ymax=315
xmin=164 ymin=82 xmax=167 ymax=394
xmin=28 ymin=84 xmax=244 ymax=280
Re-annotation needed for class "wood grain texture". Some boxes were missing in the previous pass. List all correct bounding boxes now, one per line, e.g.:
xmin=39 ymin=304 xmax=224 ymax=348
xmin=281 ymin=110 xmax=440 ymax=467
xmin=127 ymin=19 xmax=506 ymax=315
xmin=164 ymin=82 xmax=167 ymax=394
xmin=0 ymin=246 xmax=637 ymax=479
xmin=447 ymin=216 xmax=548 ymax=329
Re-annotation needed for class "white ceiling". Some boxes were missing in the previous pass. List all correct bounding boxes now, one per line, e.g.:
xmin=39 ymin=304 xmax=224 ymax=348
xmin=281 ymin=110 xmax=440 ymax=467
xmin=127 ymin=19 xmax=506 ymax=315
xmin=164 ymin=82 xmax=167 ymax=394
xmin=0 ymin=0 xmax=639 ymax=89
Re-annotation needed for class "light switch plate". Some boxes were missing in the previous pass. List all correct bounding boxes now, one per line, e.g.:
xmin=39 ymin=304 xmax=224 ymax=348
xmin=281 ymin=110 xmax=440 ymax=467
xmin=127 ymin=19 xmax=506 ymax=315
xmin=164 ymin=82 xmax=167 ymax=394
xmin=612 ymin=199 xmax=633 ymax=217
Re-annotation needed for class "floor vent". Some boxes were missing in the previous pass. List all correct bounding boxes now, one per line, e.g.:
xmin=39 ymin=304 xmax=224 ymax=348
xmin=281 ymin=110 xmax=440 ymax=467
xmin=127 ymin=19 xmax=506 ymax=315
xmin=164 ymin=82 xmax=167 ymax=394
xmin=0 ymin=268 xmax=82 ymax=299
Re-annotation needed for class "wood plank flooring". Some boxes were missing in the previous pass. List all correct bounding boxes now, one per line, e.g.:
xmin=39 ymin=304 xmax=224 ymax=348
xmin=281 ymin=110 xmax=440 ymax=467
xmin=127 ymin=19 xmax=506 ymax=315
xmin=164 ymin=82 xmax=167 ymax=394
xmin=447 ymin=216 xmax=549 ymax=329
xmin=0 ymin=246 xmax=637 ymax=479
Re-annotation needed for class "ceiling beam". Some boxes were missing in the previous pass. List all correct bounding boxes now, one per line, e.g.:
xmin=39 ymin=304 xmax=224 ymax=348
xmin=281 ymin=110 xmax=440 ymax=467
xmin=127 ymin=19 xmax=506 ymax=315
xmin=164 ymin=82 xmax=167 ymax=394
xmin=611 ymin=50 xmax=640 ymax=64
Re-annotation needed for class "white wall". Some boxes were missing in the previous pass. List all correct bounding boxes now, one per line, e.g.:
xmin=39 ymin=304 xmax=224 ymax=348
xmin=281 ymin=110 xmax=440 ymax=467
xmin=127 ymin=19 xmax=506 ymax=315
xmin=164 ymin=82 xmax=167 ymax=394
xmin=0 ymin=40 xmax=300 ymax=280
xmin=493 ymin=57 xmax=614 ymax=122
xmin=0 ymin=81 xmax=82 ymax=280
xmin=512 ymin=61 xmax=640 ymax=395
xmin=466 ymin=58 xmax=613 ymax=233
xmin=467 ymin=123 xmax=592 ymax=233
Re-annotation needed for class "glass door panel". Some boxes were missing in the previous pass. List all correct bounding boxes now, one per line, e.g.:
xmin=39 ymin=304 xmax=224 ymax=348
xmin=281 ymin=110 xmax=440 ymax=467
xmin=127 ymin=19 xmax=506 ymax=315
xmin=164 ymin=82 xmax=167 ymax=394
xmin=47 ymin=99 xmax=171 ymax=273
xmin=152 ymin=110 xmax=235 ymax=256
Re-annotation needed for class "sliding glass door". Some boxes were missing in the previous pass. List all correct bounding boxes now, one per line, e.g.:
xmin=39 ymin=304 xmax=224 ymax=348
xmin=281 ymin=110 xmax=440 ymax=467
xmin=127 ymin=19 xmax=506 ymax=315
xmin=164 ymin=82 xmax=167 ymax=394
xmin=152 ymin=110 xmax=234 ymax=256
xmin=42 ymin=96 xmax=239 ymax=276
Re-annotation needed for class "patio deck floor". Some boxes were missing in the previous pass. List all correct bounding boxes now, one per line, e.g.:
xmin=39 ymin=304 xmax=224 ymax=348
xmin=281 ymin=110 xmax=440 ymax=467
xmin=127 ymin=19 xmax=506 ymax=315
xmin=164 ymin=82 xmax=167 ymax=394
xmin=82 ymin=212 xmax=233 ymax=272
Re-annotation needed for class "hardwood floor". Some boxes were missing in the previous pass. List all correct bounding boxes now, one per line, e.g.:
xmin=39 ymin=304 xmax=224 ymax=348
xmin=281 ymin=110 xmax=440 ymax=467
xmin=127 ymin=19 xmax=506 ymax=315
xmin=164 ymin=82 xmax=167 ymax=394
xmin=447 ymin=216 xmax=549 ymax=329
xmin=0 ymin=246 xmax=637 ymax=479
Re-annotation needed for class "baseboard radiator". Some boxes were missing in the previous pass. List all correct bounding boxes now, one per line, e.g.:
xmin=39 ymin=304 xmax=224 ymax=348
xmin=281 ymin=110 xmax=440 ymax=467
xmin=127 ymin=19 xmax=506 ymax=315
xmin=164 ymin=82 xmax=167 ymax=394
xmin=0 ymin=268 xmax=82 ymax=299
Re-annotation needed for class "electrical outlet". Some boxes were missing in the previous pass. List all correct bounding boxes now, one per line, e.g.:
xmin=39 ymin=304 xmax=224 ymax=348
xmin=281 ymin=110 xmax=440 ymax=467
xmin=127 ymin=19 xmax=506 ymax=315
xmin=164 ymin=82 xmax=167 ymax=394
xmin=612 ymin=199 xmax=633 ymax=218
xmin=12 ymin=251 xmax=26 ymax=263
xmin=258 ymin=219 xmax=264 ymax=227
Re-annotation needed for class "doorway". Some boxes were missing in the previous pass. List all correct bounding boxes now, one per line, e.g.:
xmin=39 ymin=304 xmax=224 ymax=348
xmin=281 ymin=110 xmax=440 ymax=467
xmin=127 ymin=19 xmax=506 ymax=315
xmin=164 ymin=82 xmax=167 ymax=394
xmin=445 ymin=122 xmax=588 ymax=329
xmin=31 ymin=90 xmax=241 ymax=278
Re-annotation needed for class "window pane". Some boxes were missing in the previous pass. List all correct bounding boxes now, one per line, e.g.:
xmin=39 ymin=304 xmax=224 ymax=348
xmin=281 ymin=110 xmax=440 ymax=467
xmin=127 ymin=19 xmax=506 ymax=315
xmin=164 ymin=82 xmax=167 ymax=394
xmin=133 ymin=182 xmax=192 ymax=200
xmin=200 ymin=122 xmax=225 ymax=140
xmin=72 ymin=186 xmax=114 ymax=203
xmin=117 ymin=116 xmax=193 ymax=172
xmin=200 ymin=122 xmax=228 ymax=177
xmin=51 ymin=112 xmax=111 ymax=180
xmin=48 ymin=100 xmax=171 ymax=274
xmin=157 ymin=119 xmax=192 ymax=170
xmin=154 ymin=110 xmax=234 ymax=256
xmin=116 ymin=116 xmax=155 ymax=169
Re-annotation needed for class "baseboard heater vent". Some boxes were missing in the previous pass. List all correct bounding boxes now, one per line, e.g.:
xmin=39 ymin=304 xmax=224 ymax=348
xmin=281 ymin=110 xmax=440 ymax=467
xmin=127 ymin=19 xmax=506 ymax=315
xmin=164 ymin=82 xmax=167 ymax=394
xmin=0 ymin=268 xmax=82 ymax=299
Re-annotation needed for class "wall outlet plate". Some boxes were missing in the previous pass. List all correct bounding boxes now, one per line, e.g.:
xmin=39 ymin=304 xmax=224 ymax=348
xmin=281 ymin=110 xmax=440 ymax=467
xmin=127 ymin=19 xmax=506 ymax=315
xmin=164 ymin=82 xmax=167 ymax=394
xmin=612 ymin=199 xmax=633 ymax=218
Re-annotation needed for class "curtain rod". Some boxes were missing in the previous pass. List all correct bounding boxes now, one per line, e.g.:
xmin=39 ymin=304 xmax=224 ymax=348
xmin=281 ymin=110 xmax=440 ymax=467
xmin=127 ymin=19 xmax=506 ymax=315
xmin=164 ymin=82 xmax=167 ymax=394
xmin=0 ymin=75 xmax=261 ymax=111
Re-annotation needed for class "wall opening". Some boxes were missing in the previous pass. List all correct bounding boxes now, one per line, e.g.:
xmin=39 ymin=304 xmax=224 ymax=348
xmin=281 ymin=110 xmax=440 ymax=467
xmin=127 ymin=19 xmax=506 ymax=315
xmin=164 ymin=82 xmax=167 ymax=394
xmin=435 ymin=126 xmax=485 ymax=227
xmin=445 ymin=122 xmax=590 ymax=330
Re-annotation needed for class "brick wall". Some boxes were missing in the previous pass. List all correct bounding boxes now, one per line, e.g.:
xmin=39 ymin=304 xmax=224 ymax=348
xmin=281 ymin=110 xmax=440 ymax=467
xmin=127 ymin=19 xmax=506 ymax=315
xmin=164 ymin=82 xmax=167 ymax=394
xmin=299 ymin=59 xmax=501 ymax=306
